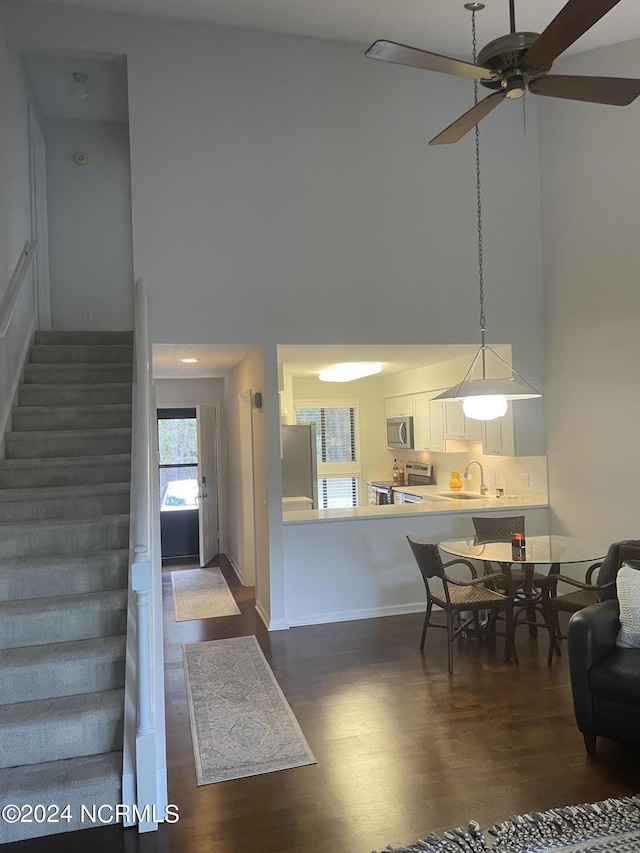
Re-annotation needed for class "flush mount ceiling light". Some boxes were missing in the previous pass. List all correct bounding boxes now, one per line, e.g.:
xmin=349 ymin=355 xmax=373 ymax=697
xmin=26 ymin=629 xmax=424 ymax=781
xmin=318 ymin=362 xmax=382 ymax=383
xmin=72 ymin=72 xmax=88 ymax=101
xmin=180 ymin=358 xmax=199 ymax=363
xmin=431 ymin=4 xmax=541 ymax=422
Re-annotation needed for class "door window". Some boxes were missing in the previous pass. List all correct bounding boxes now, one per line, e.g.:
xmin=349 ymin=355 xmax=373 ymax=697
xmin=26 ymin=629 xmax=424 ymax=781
xmin=158 ymin=408 xmax=198 ymax=512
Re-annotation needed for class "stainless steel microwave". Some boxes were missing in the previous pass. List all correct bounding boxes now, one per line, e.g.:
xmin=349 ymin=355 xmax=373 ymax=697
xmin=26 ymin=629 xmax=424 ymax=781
xmin=386 ymin=416 xmax=414 ymax=450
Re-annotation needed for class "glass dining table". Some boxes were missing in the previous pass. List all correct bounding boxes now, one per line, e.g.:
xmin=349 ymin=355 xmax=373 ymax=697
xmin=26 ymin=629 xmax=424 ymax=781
xmin=438 ymin=534 xmax=608 ymax=637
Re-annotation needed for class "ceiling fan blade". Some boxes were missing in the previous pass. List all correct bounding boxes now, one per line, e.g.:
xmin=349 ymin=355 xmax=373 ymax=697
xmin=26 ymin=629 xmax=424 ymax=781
xmin=529 ymin=74 xmax=640 ymax=105
xmin=523 ymin=0 xmax=623 ymax=71
xmin=429 ymin=91 xmax=506 ymax=145
xmin=365 ymin=40 xmax=498 ymax=82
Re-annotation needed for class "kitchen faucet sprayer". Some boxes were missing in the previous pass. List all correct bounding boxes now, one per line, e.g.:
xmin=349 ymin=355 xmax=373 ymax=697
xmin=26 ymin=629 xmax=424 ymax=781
xmin=464 ymin=459 xmax=488 ymax=495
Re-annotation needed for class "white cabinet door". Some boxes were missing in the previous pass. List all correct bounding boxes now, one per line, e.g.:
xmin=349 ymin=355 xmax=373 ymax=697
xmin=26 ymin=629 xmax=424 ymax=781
xmin=482 ymin=405 xmax=515 ymax=456
xmin=443 ymin=400 xmax=482 ymax=441
xmin=384 ymin=395 xmax=413 ymax=419
xmin=413 ymin=392 xmax=445 ymax=452
xmin=427 ymin=394 xmax=446 ymax=452
xmin=412 ymin=393 xmax=431 ymax=451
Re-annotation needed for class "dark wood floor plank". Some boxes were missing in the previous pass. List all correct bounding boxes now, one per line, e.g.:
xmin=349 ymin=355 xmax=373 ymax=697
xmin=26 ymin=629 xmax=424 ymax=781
xmin=4 ymin=553 xmax=639 ymax=852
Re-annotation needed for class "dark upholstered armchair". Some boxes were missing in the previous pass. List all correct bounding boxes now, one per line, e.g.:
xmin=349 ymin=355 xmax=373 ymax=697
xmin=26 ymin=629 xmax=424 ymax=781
xmin=568 ymin=599 xmax=640 ymax=755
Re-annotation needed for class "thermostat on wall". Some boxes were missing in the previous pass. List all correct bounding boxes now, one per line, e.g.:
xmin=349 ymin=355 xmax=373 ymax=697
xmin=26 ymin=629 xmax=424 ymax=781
xmin=74 ymin=152 xmax=88 ymax=166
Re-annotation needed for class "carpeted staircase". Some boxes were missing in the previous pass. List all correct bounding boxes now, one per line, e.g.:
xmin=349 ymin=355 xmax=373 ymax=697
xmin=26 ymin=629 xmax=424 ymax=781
xmin=0 ymin=330 xmax=133 ymax=843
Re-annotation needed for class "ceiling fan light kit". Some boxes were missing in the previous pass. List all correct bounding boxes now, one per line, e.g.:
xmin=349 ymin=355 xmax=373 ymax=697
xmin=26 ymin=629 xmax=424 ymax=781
xmin=365 ymin=0 xmax=640 ymax=145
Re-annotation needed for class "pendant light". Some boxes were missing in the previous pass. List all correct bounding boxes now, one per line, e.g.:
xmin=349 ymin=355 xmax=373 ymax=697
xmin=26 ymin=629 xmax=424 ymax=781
xmin=432 ymin=3 xmax=541 ymax=421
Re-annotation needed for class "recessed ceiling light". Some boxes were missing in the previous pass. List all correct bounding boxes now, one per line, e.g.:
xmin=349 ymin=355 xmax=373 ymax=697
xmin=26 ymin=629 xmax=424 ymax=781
xmin=180 ymin=358 xmax=199 ymax=363
xmin=318 ymin=362 xmax=382 ymax=382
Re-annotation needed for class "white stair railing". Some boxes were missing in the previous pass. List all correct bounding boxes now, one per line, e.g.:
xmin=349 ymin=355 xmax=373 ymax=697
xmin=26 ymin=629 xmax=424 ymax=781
xmin=0 ymin=241 xmax=39 ymax=453
xmin=123 ymin=278 xmax=167 ymax=831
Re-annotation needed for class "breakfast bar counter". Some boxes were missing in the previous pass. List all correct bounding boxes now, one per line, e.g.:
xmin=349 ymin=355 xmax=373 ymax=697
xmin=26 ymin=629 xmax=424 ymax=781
xmin=281 ymin=491 xmax=550 ymax=629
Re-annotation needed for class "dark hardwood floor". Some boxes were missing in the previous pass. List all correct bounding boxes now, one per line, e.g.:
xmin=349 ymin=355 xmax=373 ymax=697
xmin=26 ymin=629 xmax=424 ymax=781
xmin=6 ymin=554 xmax=640 ymax=852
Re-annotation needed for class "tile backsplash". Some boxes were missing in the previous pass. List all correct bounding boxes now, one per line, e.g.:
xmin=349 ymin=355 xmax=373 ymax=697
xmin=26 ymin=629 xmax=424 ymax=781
xmin=397 ymin=441 xmax=548 ymax=502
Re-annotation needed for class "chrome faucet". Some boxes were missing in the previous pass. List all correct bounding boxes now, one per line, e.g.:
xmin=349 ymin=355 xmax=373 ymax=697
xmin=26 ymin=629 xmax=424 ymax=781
xmin=464 ymin=459 xmax=488 ymax=495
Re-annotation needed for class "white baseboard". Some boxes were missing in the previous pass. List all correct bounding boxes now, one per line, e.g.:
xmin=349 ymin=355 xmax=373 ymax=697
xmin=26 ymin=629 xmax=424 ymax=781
xmin=226 ymin=554 xmax=244 ymax=586
xmin=255 ymin=599 xmax=289 ymax=632
xmin=287 ymin=601 xmax=426 ymax=628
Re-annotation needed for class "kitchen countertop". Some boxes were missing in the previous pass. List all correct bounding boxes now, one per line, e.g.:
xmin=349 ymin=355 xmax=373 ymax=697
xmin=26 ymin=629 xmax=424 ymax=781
xmin=283 ymin=486 xmax=547 ymax=524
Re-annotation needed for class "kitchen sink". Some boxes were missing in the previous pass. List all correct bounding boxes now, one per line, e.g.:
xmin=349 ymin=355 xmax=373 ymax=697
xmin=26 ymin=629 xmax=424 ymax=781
xmin=437 ymin=492 xmax=483 ymax=500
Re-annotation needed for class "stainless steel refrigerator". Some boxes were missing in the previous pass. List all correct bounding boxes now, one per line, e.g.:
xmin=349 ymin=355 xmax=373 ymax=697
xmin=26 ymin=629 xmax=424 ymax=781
xmin=281 ymin=424 xmax=318 ymax=509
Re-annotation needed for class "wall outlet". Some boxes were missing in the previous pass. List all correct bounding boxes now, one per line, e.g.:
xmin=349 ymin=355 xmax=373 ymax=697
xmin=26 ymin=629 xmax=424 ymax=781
xmin=521 ymin=473 xmax=530 ymax=487
xmin=83 ymin=307 xmax=93 ymax=321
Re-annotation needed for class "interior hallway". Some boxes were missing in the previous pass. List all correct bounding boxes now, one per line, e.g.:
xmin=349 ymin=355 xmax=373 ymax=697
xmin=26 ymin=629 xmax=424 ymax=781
xmin=5 ymin=554 xmax=640 ymax=853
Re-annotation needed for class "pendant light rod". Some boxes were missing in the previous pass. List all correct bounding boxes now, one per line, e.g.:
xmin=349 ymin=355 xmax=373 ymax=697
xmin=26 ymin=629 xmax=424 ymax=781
xmin=509 ymin=0 xmax=516 ymax=34
xmin=430 ymin=3 xmax=542 ymax=419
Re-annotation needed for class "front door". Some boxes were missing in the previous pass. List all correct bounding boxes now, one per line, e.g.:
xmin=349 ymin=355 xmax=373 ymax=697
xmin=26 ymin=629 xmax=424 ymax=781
xmin=158 ymin=408 xmax=199 ymax=559
xmin=196 ymin=404 xmax=219 ymax=567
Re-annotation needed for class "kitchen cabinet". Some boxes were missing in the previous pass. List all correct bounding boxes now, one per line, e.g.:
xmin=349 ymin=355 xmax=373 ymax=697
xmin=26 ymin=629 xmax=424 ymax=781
xmin=481 ymin=398 xmax=545 ymax=456
xmin=443 ymin=400 xmax=482 ymax=441
xmin=482 ymin=405 xmax=515 ymax=456
xmin=413 ymin=391 xmax=445 ymax=453
xmin=384 ymin=395 xmax=413 ymax=419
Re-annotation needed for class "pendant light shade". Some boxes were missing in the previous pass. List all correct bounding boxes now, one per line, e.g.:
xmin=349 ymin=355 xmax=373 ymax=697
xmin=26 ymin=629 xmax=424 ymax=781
xmin=430 ymin=343 xmax=541 ymax=419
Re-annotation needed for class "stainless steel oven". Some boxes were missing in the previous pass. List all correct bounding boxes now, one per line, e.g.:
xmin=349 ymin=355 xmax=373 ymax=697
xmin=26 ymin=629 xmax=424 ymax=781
xmin=405 ymin=462 xmax=436 ymax=487
xmin=368 ymin=481 xmax=395 ymax=505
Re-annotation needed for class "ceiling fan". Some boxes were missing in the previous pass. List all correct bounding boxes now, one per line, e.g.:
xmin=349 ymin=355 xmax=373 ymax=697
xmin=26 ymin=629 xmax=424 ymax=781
xmin=366 ymin=0 xmax=640 ymax=144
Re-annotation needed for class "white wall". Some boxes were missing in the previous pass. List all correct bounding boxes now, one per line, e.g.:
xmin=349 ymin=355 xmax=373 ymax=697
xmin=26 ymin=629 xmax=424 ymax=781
xmin=0 ymin=13 xmax=30 ymax=288
xmin=223 ymin=348 xmax=278 ymax=622
xmin=0 ymin=15 xmax=37 ymax=453
xmin=154 ymin=377 xmax=224 ymax=408
xmin=538 ymin=38 xmax=640 ymax=543
xmin=44 ymin=117 xmax=133 ymax=330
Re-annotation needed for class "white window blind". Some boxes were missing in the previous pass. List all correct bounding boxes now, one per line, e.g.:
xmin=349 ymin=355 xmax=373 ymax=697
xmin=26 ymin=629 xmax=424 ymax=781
xmin=295 ymin=404 xmax=360 ymax=508
xmin=318 ymin=476 xmax=358 ymax=509
xmin=295 ymin=406 xmax=356 ymax=463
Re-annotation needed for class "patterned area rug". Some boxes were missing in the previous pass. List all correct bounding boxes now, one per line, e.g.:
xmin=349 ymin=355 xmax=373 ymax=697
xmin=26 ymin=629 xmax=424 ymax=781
xmin=374 ymin=796 xmax=640 ymax=852
xmin=182 ymin=635 xmax=316 ymax=785
xmin=171 ymin=567 xmax=241 ymax=621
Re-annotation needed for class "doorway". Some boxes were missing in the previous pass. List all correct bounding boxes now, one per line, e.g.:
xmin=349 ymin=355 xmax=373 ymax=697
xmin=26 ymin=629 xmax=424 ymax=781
xmin=158 ymin=408 xmax=199 ymax=559
xmin=158 ymin=407 xmax=220 ymax=564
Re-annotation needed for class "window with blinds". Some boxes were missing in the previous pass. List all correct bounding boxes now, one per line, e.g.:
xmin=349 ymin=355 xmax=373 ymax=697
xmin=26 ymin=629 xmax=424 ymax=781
xmin=295 ymin=403 xmax=360 ymax=508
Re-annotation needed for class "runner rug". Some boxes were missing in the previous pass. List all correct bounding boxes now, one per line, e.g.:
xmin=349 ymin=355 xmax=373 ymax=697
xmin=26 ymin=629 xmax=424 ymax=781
xmin=374 ymin=795 xmax=640 ymax=853
xmin=171 ymin=567 xmax=240 ymax=621
xmin=182 ymin=635 xmax=316 ymax=785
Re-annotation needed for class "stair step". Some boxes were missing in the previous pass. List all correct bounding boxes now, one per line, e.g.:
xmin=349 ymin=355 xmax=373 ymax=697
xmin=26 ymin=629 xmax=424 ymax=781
xmin=35 ymin=330 xmax=133 ymax=346
xmin=5 ymin=427 xmax=132 ymax=459
xmin=30 ymin=344 xmax=134 ymax=364
xmin=0 ymin=514 xmax=129 ymax=559
xmin=0 ymin=550 xmax=128 ymax=601
xmin=0 ymin=589 xmax=128 ymax=649
xmin=0 ymin=689 xmax=124 ymax=768
xmin=24 ymin=363 xmax=133 ymax=385
xmin=0 ymin=483 xmax=131 ymax=522
xmin=19 ymin=382 xmax=132 ymax=407
xmin=0 ymin=454 xmax=131 ymax=488
xmin=0 ymin=751 xmax=122 ymax=842
xmin=12 ymin=403 xmax=132 ymax=432
xmin=0 ymin=636 xmax=126 ymax=704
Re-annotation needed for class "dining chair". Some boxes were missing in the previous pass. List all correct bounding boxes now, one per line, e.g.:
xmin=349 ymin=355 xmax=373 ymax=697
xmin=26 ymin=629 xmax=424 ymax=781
xmin=472 ymin=515 xmax=546 ymax=638
xmin=541 ymin=542 xmax=640 ymax=665
xmin=407 ymin=536 xmax=518 ymax=673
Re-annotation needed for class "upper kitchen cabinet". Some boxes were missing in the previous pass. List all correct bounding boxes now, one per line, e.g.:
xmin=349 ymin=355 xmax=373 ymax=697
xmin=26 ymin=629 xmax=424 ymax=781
xmin=443 ymin=400 xmax=482 ymax=442
xmin=482 ymin=398 xmax=545 ymax=457
xmin=413 ymin=391 xmax=445 ymax=453
xmin=384 ymin=395 xmax=413 ymax=419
